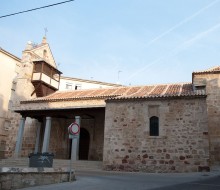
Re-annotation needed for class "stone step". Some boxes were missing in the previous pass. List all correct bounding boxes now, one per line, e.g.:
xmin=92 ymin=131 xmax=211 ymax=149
xmin=0 ymin=158 xmax=103 ymax=171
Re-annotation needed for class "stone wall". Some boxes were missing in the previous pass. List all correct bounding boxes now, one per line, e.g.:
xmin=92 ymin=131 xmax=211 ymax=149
xmin=103 ymin=98 xmax=209 ymax=173
xmin=84 ymin=111 xmax=105 ymax=161
xmin=0 ymin=50 xmax=21 ymax=159
xmin=48 ymin=118 xmax=70 ymax=159
xmin=47 ymin=110 xmax=105 ymax=161
xmin=5 ymin=112 xmax=21 ymax=158
xmin=9 ymin=108 xmax=106 ymax=160
xmin=193 ymin=72 xmax=220 ymax=166
xmin=0 ymin=167 xmax=75 ymax=190
xmin=5 ymin=115 xmax=39 ymax=158
xmin=4 ymin=38 xmax=59 ymax=159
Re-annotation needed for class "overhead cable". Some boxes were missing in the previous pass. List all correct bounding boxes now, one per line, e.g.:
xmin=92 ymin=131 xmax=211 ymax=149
xmin=0 ymin=0 xmax=74 ymax=19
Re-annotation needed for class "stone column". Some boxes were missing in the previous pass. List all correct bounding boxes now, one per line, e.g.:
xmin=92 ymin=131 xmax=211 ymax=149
xmin=42 ymin=117 xmax=52 ymax=153
xmin=34 ymin=121 xmax=42 ymax=153
xmin=14 ymin=117 xmax=26 ymax=158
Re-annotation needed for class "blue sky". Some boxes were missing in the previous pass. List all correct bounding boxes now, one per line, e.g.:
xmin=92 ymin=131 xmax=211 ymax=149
xmin=1 ymin=0 xmax=220 ymax=85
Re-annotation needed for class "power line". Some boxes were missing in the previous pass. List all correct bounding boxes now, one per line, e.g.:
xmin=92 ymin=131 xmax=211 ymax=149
xmin=0 ymin=0 xmax=74 ymax=19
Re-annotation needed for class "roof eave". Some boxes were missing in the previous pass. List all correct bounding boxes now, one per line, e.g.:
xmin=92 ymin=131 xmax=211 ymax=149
xmin=106 ymin=94 xmax=207 ymax=102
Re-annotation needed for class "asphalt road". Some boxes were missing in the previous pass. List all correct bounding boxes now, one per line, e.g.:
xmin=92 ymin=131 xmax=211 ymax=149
xmin=154 ymin=175 xmax=220 ymax=190
xmin=21 ymin=170 xmax=220 ymax=190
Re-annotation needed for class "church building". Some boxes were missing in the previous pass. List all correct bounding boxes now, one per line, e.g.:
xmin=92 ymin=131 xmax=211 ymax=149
xmin=1 ymin=37 xmax=220 ymax=173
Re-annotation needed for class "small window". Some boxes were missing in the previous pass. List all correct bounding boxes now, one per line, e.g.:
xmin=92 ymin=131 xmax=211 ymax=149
xmin=195 ymin=85 xmax=206 ymax=91
xmin=66 ymin=83 xmax=72 ymax=89
xmin=43 ymin=49 xmax=48 ymax=59
xmin=75 ymin=84 xmax=82 ymax=90
xmin=150 ymin=116 xmax=159 ymax=136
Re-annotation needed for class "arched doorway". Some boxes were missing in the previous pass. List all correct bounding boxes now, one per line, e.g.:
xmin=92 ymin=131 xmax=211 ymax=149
xmin=79 ymin=128 xmax=90 ymax=160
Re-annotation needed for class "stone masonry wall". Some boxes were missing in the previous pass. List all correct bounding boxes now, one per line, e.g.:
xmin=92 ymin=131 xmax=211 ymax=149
xmin=47 ymin=110 xmax=105 ymax=161
xmin=0 ymin=167 xmax=75 ymax=190
xmin=6 ymin=108 xmax=105 ymax=160
xmin=103 ymin=98 xmax=209 ymax=173
xmin=85 ymin=111 xmax=105 ymax=161
xmin=6 ymin=116 xmax=39 ymax=158
xmin=48 ymin=118 xmax=69 ymax=159
xmin=6 ymin=39 xmax=58 ymax=159
xmin=193 ymin=73 xmax=220 ymax=166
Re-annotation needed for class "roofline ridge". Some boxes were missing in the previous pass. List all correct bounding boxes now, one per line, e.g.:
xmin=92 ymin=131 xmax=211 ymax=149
xmin=60 ymin=75 xmax=123 ymax=87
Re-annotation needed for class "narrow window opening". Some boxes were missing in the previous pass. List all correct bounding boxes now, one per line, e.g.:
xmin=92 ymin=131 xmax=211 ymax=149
xmin=150 ymin=116 xmax=159 ymax=136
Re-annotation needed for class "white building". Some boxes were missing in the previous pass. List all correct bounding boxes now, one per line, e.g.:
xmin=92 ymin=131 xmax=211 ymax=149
xmin=59 ymin=76 xmax=122 ymax=91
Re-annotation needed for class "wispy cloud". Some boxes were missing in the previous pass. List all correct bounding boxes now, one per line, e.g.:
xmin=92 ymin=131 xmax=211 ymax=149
xmin=124 ymin=21 xmax=220 ymax=84
xmin=145 ymin=0 xmax=220 ymax=47
xmin=181 ymin=22 xmax=220 ymax=48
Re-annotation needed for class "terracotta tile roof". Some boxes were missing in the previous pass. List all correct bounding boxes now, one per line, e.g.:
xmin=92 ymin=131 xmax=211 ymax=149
xmin=21 ymin=83 xmax=206 ymax=104
xmin=164 ymin=84 xmax=181 ymax=96
xmin=149 ymin=85 xmax=167 ymax=96
xmin=193 ymin=66 xmax=220 ymax=74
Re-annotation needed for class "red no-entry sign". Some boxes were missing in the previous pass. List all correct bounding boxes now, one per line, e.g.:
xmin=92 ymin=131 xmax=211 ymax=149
xmin=68 ymin=122 xmax=80 ymax=135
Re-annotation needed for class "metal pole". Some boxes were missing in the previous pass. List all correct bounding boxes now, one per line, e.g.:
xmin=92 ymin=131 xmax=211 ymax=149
xmin=69 ymin=137 xmax=75 ymax=182
xmin=75 ymin=116 xmax=81 ymax=160
xmin=69 ymin=116 xmax=80 ymax=182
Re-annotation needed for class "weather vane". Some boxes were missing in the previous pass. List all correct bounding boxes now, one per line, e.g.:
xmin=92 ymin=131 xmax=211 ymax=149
xmin=44 ymin=27 xmax=48 ymax=37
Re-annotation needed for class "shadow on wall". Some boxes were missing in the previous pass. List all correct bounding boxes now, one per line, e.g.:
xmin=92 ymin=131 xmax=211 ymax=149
xmin=0 ymin=87 xmax=31 ymax=158
xmin=0 ymin=93 xmax=7 ymax=158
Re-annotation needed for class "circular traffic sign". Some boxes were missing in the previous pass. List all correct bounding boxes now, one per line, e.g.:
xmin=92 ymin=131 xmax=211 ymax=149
xmin=68 ymin=122 xmax=80 ymax=135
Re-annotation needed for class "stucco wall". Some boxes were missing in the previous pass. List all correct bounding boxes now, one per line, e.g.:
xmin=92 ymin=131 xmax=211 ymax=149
xmin=59 ymin=77 xmax=121 ymax=91
xmin=0 ymin=51 xmax=20 ymax=158
xmin=103 ymin=98 xmax=209 ymax=173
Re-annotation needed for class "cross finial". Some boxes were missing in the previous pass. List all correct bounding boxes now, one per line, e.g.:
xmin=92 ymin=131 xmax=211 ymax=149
xmin=44 ymin=27 xmax=48 ymax=37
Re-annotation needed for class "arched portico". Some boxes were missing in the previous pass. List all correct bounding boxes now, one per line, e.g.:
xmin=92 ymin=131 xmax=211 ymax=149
xmin=14 ymin=107 xmax=105 ymax=161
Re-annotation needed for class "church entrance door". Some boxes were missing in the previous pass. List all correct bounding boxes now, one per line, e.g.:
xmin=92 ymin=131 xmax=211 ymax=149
xmin=79 ymin=128 xmax=90 ymax=160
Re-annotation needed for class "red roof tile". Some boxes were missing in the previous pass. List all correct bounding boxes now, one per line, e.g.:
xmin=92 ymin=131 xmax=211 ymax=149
xmin=127 ymin=86 xmax=154 ymax=97
xmin=181 ymin=84 xmax=194 ymax=95
xmin=125 ymin=87 xmax=142 ymax=96
xmin=164 ymin=84 xmax=181 ymax=96
xmin=149 ymin=85 xmax=167 ymax=96
xmin=21 ymin=82 xmax=206 ymax=104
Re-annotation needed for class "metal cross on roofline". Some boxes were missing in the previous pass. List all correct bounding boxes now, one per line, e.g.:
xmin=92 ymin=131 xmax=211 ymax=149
xmin=44 ymin=28 xmax=48 ymax=37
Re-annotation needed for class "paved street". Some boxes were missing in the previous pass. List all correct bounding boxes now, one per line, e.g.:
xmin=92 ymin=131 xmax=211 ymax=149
xmin=21 ymin=170 xmax=220 ymax=190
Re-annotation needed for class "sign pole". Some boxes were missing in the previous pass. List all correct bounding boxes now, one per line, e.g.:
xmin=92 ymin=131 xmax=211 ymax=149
xmin=68 ymin=116 xmax=81 ymax=182
xmin=75 ymin=116 xmax=81 ymax=160
xmin=69 ymin=135 xmax=74 ymax=182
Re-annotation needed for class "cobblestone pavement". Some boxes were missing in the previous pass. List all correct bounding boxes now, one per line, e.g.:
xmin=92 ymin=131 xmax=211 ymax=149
xmin=21 ymin=170 xmax=220 ymax=190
